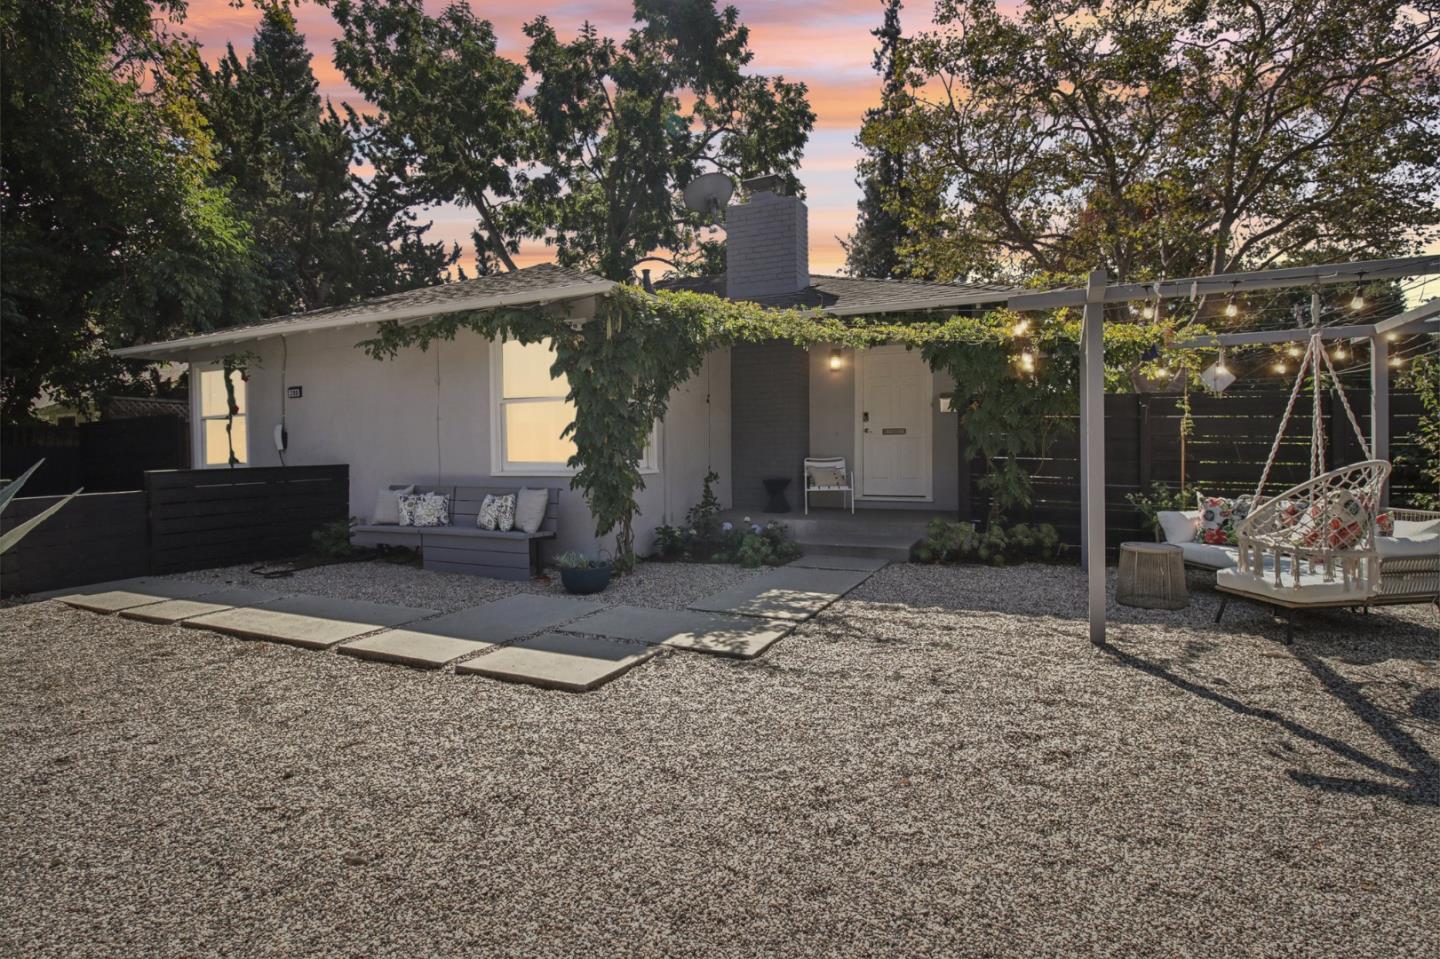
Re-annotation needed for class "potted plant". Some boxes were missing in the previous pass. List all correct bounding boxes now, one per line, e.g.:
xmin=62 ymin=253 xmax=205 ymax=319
xmin=554 ymin=550 xmax=612 ymax=595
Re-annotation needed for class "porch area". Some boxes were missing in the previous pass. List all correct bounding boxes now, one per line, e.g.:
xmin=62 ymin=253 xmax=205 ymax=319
xmin=719 ymin=506 xmax=946 ymax=560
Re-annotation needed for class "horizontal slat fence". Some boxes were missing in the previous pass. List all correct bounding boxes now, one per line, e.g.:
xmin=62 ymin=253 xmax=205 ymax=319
xmin=0 ymin=492 xmax=149 ymax=594
xmin=145 ymin=466 xmax=348 ymax=574
xmin=963 ymin=389 xmax=1428 ymax=549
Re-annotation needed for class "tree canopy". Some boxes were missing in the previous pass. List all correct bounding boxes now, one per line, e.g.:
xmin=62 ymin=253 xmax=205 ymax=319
xmin=0 ymin=0 xmax=259 ymax=423
xmin=865 ymin=0 xmax=1440 ymax=285
xmin=520 ymin=0 xmax=815 ymax=281
xmin=201 ymin=5 xmax=456 ymax=318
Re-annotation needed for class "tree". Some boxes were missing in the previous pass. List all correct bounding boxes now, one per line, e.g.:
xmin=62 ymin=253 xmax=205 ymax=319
xmin=201 ymin=5 xmax=456 ymax=318
xmin=846 ymin=0 xmax=921 ymax=280
xmin=332 ymin=0 xmax=528 ymax=276
xmin=869 ymin=0 xmax=1440 ymax=285
xmin=520 ymin=0 xmax=815 ymax=281
xmin=0 ymin=0 xmax=260 ymax=424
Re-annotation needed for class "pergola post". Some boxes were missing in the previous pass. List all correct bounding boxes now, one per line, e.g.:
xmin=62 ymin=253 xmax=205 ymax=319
xmin=1079 ymin=267 xmax=1107 ymax=643
xmin=1371 ymin=334 xmax=1390 ymax=506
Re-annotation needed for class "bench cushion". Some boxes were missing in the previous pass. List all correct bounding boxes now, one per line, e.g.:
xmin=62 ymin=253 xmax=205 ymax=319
xmin=353 ymin=524 xmax=553 ymax=541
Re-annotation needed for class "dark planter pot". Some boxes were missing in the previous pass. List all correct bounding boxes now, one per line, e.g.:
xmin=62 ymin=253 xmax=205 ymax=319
xmin=560 ymin=564 xmax=612 ymax=595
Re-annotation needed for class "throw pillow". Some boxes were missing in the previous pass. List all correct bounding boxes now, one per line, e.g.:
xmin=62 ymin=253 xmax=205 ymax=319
xmin=514 ymin=487 xmax=549 ymax=534
xmin=1157 ymin=509 xmax=1199 ymax=545
xmin=399 ymin=492 xmax=449 ymax=528
xmin=370 ymin=484 xmax=414 ymax=525
xmin=1196 ymin=494 xmax=1254 ymax=546
xmin=1375 ymin=512 xmax=1394 ymax=537
xmin=478 ymin=493 xmax=516 ymax=531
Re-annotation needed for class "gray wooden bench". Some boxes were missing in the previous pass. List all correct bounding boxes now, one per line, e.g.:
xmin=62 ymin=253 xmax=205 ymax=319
xmin=352 ymin=485 xmax=559 ymax=581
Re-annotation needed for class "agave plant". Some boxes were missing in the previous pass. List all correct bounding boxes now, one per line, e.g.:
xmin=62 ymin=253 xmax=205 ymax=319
xmin=0 ymin=460 xmax=81 ymax=554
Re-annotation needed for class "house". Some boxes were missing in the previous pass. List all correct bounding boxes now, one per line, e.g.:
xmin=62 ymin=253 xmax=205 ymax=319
xmin=112 ymin=176 xmax=1013 ymax=560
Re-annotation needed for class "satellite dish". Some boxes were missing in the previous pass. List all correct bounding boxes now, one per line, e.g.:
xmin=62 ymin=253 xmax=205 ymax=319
xmin=683 ymin=172 xmax=734 ymax=218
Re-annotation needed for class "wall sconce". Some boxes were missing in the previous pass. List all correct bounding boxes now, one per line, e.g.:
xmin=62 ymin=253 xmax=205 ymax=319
xmin=829 ymin=348 xmax=843 ymax=372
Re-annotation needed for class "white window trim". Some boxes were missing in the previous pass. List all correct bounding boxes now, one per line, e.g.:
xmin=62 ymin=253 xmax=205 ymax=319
xmin=191 ymin=363 xmax=250 ymax=469
xmin=488 ymin=341 xmax=659 ymax=477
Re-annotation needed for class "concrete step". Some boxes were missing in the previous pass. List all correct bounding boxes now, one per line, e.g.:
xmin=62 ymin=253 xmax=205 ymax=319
xmin=793 ymin=539 xmax=913 ymax=561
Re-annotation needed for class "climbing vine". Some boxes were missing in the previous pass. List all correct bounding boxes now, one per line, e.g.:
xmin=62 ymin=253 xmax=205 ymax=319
xmin=217 ymin=350 xmax=261 ymax=468
xmin=359 ymin=286 xmax=1183 ymax=569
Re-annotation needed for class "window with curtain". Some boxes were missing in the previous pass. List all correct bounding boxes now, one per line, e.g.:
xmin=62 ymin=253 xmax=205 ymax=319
xmin=197 ymin=368 xmax=248 ymax=466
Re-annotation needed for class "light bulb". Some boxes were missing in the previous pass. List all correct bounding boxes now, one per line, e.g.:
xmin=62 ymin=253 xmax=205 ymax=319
xmin=1142 ymin=303 xmax=1155 ymax=320
xmin=1273 ymin=361 xmax=1288 ymax=374
xmin=1225 ymin=297 xmax=1238 ymax=318
xmin=1390 ymin=355 xmax=1404 ymax=368
xmin=1385 ymin=332 xmax=1398 ymax=342
xmin=1350 ymin=290 xmax=1364 ymax=311
xmin=1018 ymin=350 xmax=1035 ymax=373
xmin=1011 ymin=318 xmax=1029 ymax=337
xmin=1333 ymin=345 xmax=1347 ymax=361
xmin=1287 ymin=345 xmax=1302 ymax=358
xmin=1216 ymin=362 xmax=1229 ymax=375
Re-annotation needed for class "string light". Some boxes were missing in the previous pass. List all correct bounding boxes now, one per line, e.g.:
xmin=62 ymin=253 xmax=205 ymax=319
xmin=1225 ymin=295 xmax=1238 ymax=318
xmin=1273 ymin=359 xmax=1288 ymax=375
xmin=1018 ymin=350 xmax=1036 ymax=374
xmin=1332 ymin=342 xmax=1348 ymax=362
xmin=1350 ymin=273 xmax=1365 ymax=311
xmin=1215 ymin=348 xmax=1229 ymax=375
xmin=1011 ymin=318 xmax=1030 ymax=337
xmin=1390 ymin=355 xmax=1405 ymax=368
xmin=1287 ymin=344 xmax=1302 ymax=358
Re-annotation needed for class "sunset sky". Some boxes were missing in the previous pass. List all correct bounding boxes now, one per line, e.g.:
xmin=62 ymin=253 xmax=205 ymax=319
xmin=182 ymin=0 xmax=956 ymax=277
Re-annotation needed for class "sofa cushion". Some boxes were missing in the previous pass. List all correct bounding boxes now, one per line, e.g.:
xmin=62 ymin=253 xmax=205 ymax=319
xmin=1178 ymin=541 xmax=1238 ymax=570
xmin=1376 ymin=535 xmax=1440 ymax=560
xmin=1393 ymin=517 xmax=1440 ymax=539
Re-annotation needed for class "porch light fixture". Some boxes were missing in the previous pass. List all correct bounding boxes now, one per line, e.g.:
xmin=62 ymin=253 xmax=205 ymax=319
xmin=829 ymin=348 xmax=843 ymax=371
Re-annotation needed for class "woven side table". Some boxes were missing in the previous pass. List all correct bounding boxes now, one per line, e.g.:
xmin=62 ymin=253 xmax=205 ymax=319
xmin=1117 ymin=541 xmax=1189 ymax=610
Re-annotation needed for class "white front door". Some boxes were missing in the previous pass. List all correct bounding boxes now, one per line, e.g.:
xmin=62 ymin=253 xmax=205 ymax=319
xmin=858 ymin=347 xmax=932 ymax=498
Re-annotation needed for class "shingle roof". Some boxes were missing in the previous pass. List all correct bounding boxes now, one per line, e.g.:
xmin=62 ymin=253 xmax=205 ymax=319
xmin=113 ymin=263 xmax=615 ymax=358
xmin=655 ymin=273 xmax=1014 ymax=315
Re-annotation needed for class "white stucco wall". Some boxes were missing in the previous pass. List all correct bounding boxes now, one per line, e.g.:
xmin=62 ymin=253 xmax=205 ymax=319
xmin=177 ymin=323 xmax=731 ymax=559
xmin=807 ymin=343 xmax=960 ymax=512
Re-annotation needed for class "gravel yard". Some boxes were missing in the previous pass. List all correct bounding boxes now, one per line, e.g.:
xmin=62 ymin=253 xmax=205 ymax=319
xmin=2 ymin=561 xmax=1436 ymax=958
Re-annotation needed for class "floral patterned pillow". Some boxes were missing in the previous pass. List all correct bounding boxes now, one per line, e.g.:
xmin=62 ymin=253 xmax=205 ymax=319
xmin=1196 ymin=494 xmax=1253 ymax=546
xmin=398 ymin=492 xmax=450 ymax=527
xmin=478 ymin=493 xmax=516 ymax=531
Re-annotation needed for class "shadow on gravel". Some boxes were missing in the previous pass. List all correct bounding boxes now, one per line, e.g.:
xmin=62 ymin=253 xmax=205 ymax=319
xmin=1095 ymin=637 xmax=1439 ymax=808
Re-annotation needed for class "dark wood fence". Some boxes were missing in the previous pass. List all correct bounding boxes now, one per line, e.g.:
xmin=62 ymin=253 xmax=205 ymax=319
xmin=2 ymin=416 xmax=189 ymax=495
xmin=1 ymin=465 xmax=348 ymax=594
xmin=0 ymin=492 xmax=149 ymax=594
xmin=961 ymin=389 xmax=1429 ymax=548
xmin=145 ymin=466 xmax=349 ymax=574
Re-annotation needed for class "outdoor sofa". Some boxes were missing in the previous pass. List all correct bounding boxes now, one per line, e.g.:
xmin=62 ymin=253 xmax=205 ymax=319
xmin=353 ymin=485 xmax=559 ymax=581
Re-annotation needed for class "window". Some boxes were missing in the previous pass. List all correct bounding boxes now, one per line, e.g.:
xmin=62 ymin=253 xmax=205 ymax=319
xmin=196 ymin=367 xmax=248 ymax=466
xmin=492 ymin=338 xmax=657 ymax=475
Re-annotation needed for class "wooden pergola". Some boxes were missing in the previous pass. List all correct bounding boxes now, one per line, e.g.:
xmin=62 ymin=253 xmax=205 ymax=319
xmin=1006 ymin=254 xmax=1440 ymax=643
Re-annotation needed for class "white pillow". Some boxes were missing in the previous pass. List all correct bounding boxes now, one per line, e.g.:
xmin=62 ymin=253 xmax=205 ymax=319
xmin=1158 ymin=509 xmax=1200 ymax=544
xmin=514 ymin=487 xmax=549 ymax=534
xmin=1392 ymin=518 xmax=1440 ymax=540
xmin=370 ymin=484 xmax=414 ymax=525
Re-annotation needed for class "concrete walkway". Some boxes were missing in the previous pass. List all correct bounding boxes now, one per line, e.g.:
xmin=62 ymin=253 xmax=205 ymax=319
xmin=561 ymin=605 xmax=791 ymax=659
xmin=688 ymin=566 xmax=874 ymax=621
xmin=184 ymin=596 xmax=437 ymax=650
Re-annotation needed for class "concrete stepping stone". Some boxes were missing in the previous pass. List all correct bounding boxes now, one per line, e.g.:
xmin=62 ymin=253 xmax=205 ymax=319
xmin=337 ymin=595 xmax=601 ymax=668
xmin=184 ymin=595 xmax=436 ymax=649
xmin=788 ymin=553 xmax=890 ymax=572
xmin=561 ymin=606 xmax=790 ymax=659
xmin=688 ymin=567 xmax=873 ymax=621
xmin=118 ymin=588 xmax=283 ymax=625
xmin=56 ymin=579 xmax=218 ymax=613
xmin=455 ymin=632 xmax=656 ymax=692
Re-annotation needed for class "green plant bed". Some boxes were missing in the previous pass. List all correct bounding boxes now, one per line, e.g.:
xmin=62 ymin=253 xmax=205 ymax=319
xmin=652 ymin=470 xmax=803 ymax=568
xmin=909 ymin=518 xmax=1062 ymax=567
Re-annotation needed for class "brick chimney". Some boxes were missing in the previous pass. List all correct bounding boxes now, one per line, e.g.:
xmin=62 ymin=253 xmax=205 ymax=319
xmin=725 ymin=174 xmax=809 ymax=300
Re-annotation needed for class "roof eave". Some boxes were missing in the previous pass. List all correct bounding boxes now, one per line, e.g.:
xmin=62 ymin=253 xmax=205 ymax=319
xmin=111 ymin=279 xmax=617 ymax=360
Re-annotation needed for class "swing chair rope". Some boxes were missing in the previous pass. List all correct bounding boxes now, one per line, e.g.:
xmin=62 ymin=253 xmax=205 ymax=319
xmin=1252 ymin=335 xmax=1314 ymax=503
xmin=1317 ymin=345 xmax=1373 ymax=460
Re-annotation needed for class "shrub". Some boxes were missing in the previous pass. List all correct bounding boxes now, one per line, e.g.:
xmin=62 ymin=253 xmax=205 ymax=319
xmin=310 ymin=518 xmax=357 ymax=559
xmin=911 ymin=518 xmax=1059 ymax=566
xmin=1125 ymin=482 xmax=1198 ymax=535
xmin=654 ymin=474 xmax=802 ymax=566
xmin=554 ymin=550 xmax=609 ymax=570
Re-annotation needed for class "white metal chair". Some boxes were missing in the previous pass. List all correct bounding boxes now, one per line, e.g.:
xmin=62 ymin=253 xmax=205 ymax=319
xmin=803 ymin=456 xmax=854 ymax=515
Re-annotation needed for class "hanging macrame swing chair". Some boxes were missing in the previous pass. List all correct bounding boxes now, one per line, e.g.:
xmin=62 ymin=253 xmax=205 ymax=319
xmin=1214 ymin=329 xmax=1391 ymax=621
